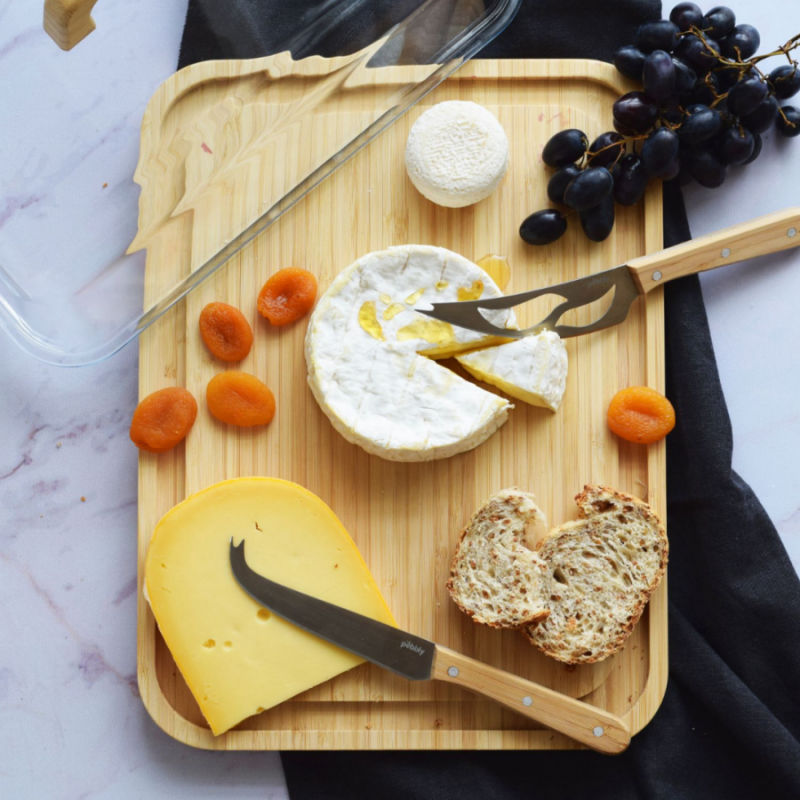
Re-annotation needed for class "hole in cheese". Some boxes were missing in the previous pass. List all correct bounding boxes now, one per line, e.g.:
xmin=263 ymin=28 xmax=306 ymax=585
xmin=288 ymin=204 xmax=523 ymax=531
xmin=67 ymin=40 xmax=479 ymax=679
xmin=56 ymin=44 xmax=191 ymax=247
xmin=144 ymin=477 xmax=395 ymax=736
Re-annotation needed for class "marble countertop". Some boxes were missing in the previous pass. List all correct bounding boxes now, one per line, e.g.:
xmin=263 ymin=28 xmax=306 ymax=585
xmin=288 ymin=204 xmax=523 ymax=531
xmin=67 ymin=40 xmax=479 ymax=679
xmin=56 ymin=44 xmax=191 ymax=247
xmin=1 ymin=1 xmax=798 ymax=797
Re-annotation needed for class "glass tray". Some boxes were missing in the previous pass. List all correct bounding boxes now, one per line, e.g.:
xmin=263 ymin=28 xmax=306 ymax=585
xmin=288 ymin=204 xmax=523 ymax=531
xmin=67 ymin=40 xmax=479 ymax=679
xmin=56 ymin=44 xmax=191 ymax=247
xmin=0 ymin=0 xmax=519 ymax=366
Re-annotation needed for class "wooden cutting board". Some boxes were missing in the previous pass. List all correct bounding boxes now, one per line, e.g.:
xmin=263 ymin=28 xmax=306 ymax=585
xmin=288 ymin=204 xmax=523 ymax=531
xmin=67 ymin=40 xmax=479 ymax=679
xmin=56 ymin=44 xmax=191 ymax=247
xmin=135 ymin=56 xmax=667 ymax=750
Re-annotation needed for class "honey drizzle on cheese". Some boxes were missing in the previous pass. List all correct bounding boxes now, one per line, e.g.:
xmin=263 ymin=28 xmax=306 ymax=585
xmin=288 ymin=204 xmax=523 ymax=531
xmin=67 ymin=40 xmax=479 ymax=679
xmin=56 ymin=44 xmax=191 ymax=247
xmin=404 ymin=288 xmax=425 ymax=305
xmin=358 ymin=301 xmax=384 ymax=340
xmin=396 ymin=318 xmax=455 ymax=347
xmin=476 ymin=254 xmax=511 ymax=291
xmin=383 ymin=303 xmax=405 ymax=321
xmin=435 ymin=281 xmax=449 ymax=291
xmin=457 ymin=280 xmax=484 ymax=301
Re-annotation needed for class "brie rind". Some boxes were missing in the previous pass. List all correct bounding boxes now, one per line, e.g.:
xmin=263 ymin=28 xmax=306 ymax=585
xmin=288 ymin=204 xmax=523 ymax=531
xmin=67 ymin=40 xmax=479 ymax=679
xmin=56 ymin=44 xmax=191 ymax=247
xmin=305 ymin=245 xmax=517 ymax=461
xmin=456 ymin=331 xmax=568 ymax=412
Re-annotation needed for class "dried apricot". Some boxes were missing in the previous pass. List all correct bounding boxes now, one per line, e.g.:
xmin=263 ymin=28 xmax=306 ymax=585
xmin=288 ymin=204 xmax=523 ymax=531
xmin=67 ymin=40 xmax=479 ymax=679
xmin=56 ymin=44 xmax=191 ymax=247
xmin=130 ymin=387 xmax=198 ymax=453
xmin=607 ymin=386 xmax=675 ymax=444
xmin=207 ymin=371 xmax=275 ymax=427
xmin=199 ymin=302 xmax=253 ymax=362
xmin=257 ymin=267 xmax=318 ymax=326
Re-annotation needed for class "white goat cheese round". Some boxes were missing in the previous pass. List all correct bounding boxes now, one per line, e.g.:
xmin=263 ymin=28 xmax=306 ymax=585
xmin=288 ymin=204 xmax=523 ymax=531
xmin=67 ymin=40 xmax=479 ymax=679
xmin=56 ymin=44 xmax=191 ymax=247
xmin=404 ymin=101 xmax=508 ymax=208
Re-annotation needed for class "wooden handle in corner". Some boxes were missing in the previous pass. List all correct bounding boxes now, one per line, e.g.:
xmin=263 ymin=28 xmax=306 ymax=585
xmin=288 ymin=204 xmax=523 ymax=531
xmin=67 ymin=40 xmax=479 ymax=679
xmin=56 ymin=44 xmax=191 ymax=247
xmin=627 ymin=206 xmax=800 ymax=293
xmin=432 ymin=645 xmax=630 ymax=754
xmin=44 ymin=0 xmax=99 ymax=51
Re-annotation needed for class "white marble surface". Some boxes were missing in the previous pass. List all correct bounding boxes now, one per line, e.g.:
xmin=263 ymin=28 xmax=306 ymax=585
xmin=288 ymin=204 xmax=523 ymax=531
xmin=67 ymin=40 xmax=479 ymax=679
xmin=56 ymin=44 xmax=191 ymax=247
xmin=1 ymin=1 xmax=799 ymax=798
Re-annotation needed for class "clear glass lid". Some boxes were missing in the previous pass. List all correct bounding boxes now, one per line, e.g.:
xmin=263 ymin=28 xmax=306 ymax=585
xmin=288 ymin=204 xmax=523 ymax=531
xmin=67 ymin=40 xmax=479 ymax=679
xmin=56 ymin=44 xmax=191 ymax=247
xmin=0 ymin=0 xmax=520 ymax=365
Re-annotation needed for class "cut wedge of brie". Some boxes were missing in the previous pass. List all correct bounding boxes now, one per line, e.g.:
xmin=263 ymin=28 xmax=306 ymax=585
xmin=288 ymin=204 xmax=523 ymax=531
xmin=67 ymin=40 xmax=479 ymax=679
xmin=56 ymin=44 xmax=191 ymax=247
xmin=305 ymin=245 xmax=516 ymax=461
xmin=456 ymin=331 xmax=568 ymax=412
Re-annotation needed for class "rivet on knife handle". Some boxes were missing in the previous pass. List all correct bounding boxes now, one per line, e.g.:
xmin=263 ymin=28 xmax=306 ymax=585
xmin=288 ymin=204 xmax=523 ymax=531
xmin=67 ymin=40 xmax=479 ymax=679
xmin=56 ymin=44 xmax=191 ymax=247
xmin=432 ymin=645 xmax=631 ymax=754
xmin=627 ymin=206 xmax=800 ymax=293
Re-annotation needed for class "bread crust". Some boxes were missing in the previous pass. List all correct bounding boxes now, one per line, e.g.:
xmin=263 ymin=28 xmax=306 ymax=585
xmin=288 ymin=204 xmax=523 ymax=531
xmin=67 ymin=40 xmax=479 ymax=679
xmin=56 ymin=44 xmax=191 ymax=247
xmin=446 ymin=489 xmax=551 ymax=629
xmin=522 ymin=485 xmax=668 ymax=665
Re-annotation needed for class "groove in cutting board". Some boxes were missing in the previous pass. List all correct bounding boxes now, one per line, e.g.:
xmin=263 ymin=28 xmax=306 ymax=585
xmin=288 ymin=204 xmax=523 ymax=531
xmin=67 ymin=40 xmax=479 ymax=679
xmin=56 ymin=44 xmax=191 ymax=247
xmin=136 ymin=57 xmax=667 ymax=750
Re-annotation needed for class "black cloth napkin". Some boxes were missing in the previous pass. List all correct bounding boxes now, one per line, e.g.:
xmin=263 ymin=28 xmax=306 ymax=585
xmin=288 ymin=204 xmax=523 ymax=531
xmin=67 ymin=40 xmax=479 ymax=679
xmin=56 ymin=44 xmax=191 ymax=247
xmin=178 ymin=2 xmax=800 ymax=797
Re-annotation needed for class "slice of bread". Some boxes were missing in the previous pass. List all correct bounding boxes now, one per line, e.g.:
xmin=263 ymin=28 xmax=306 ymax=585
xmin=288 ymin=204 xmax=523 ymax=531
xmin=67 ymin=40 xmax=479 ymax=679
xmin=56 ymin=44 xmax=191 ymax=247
xmin=522 ymin=485 xmax=668 ymax=664
xmin=446 ymin=489 xmax=551 ymax=628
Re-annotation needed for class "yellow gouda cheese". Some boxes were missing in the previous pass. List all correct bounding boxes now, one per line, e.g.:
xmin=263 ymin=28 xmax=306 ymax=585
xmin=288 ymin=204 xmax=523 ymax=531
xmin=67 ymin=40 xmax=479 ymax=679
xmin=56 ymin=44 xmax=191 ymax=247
xmin=144 ymin=477 xmax=395 ymax=735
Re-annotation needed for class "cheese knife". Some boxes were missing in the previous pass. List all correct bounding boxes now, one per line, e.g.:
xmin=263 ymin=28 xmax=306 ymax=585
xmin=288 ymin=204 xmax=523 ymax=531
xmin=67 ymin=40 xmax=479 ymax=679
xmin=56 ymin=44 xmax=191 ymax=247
xmin=418 ymin=207 xmax=800 ymax=339
xmin=229 ymin=538 xmax=630 ymax=754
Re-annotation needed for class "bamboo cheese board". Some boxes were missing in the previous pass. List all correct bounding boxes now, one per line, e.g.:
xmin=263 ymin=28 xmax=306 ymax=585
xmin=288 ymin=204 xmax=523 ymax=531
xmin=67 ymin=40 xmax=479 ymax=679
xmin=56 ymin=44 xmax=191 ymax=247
xmin=135 ymin=56 xmax=667 ymax=750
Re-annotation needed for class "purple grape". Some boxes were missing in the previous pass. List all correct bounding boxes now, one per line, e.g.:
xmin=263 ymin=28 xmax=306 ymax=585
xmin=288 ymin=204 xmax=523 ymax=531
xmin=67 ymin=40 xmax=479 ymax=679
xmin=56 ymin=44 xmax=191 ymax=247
xmin=613 ymin=91 xmax=659 ymax=134
xmin=636 ymin=20 xmax=681 ymax=53
xmin=716 ymin=126 xmax=755 ymax=164
xmin=672 ymin=57 xmax=697 ymax=96
xmin=563 ymin=167 xmax=614 ymax=211
xmin=613 ymin=154 xmax=649 ymax=205
xmin=542 ymin=129 xmax=589 ymax=167
xmin=769 ymin=65 xmax=800 ymax=100
xmin=643 ymin=50 xmax=676 ymax=101
xmin=662 ymin=98 xmax=685 ymax=125
xmin=579 ymin=195 xmax=615 ymax=242
xmin=614 ymin=45 xmax=647 ymax=82
xmin=702 ymin=7 xmax=736 ymax=39
xmin=661 ymin=155 xmax=682 ymax=181
xmin=547 ymin=164 xmax=583 ymax=204
xmin=641 ymin=127 xmax=680 ymax=177
xmin=743 ymin=131 xmax=762 ymax=163
xmin=670 ymin=2 xmax=703 ymax=31
xmin=717 ymin=69 xmax=741 ymax=93
xmin=741 ymin=95 xmax=779 ymax=134
xmin=676 ymin=35 xmax=721 ymax=73
xmin=776 ymin=106 xmax=800 ymax=138
xmin=588 ymin=132 xmax=625 ymax=168
xmin=726 ymin=75 xmax=768 ymax=117
xmin=721 ymin=25 xmax=760 ymax=60
xmin=686 ymin=149 xmax=727 ymax=187
xmin=679 ymin=106 xmax=723 ymax=144
xmin=520 ymin=209 xmax=568 ymax=245
xmin=688 ymin=73 xmax=719 ymax=106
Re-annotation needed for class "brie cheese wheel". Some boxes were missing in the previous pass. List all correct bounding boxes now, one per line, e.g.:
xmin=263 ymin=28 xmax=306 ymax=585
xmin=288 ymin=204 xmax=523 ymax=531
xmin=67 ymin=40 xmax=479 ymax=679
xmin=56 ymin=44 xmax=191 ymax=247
xmin=305 ymin=245 xmax=516 ymax=461
xmin=404 ymin=101 xmax=508 ymax=208
xmin=456 ymin=331 xmax=568 ymax=412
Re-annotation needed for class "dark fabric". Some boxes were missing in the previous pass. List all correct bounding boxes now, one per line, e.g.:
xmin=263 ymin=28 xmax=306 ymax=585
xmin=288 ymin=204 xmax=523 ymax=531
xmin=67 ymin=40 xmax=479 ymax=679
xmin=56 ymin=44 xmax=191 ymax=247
xmin=178 ymin=2 xmax=800 ymax=797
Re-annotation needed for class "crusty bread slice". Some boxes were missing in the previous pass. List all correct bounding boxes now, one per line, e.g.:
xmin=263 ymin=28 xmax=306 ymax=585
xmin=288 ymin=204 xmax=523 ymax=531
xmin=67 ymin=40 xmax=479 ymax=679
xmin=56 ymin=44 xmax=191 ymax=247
xmin=446 ymin=489 xmax=551 ymax=629
xmin=522 ymin=485 xmax=668 ymax=665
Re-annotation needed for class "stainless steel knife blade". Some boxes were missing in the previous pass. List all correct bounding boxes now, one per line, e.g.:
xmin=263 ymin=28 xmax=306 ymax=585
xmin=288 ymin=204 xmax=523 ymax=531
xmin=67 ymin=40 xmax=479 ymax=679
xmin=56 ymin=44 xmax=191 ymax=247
xmin=417 ymin=264 xmax=640 ymax=339
xmin=229 ymin=538 xmax=435 ymax=681
xmin=418 ymin=207 xmax=800 ymax=340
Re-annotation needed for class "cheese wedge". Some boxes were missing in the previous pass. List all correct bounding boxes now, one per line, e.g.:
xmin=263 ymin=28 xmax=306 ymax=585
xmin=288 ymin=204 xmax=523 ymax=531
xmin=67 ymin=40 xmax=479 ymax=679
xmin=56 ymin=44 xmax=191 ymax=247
xmin=305 ymin=245 xmax=517 ymax=462
xmin=456 ymin=331 xmax=568 ymax=412
xmin=144 ymin=478 xmax=394 ymax=735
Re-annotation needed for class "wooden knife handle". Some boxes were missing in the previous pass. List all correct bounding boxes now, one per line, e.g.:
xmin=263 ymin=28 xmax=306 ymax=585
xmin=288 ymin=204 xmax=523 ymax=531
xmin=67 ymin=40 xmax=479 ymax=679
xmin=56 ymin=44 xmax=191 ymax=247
xmin=627 ymin=206 xmax=800 ymax=294
xmin=432 ymin=645 xmax=630 ymax=754
xmin=44 ymin=0 xmax=99 ymax=51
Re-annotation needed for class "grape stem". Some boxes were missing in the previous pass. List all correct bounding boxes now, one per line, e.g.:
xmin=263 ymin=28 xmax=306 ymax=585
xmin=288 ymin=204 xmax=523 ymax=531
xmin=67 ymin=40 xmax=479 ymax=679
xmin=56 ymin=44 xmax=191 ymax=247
xmin=687 ymin=27 xmax=800 ymax=80
xmin=585 ymin=134 xmax=648 ymax=167
xmin=778 ymin=106 xmax=797 ymax=129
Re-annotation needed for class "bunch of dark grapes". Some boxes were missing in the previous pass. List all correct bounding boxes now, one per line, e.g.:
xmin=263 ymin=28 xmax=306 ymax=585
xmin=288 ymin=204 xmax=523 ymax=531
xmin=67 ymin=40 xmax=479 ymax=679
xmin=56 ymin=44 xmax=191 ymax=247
xmin=521 ymin=4 xmax=800 ymax=246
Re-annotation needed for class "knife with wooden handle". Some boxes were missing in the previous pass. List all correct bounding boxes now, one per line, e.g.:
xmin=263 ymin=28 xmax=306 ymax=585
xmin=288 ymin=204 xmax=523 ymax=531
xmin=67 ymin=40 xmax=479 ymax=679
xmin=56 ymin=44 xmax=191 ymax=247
xmin=419 ymin=207 xmax=800 ymax=340
xmin=230 ymin=539 xmax=631 ymax=754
